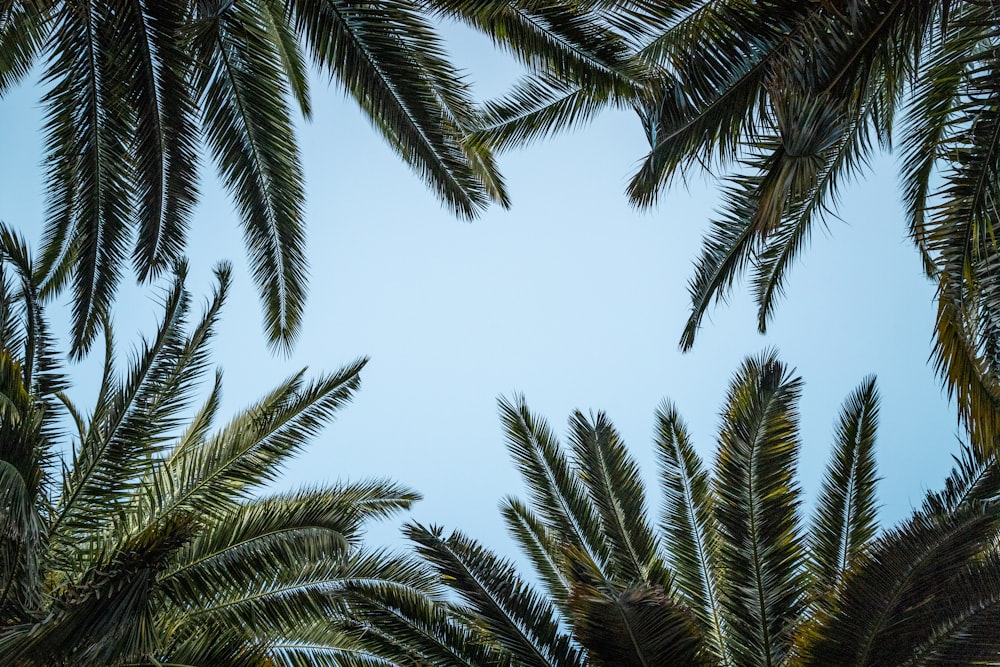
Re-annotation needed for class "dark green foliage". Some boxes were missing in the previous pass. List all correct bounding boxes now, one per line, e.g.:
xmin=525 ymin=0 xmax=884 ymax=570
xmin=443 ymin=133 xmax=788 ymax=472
xmin=461 ymin=0 xmax=1000 ymax=452
xmin=0 ymin=230 xmax=424 ymax=665
xmin=3 ymin=0 xmax=545 ymax=355
xmin=347 ymin=352 xmax=1000 ymax=666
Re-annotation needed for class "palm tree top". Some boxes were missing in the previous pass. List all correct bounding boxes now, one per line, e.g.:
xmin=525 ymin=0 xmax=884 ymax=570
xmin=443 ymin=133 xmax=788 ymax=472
xmin=0 ymin=228 xmax=426 ymax=665
xmin=343 ymin=350 xmax=1000 ymax=666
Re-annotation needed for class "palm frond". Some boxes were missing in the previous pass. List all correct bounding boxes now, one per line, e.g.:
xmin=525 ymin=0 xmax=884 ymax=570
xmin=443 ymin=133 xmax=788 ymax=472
xmin=498 ymin=394 xmax=610 ymax=578
xmin=288 ymin=0 xmax=501 ymax=219
xmin=797 ymin=503 xmax=1000 ymax=666
xmin=567 ymin=409 xmax=661 ymax=585
xmin=713 ymin=351 xmax=806 ymax=667
xmin=569 ymin=580 xmax=706 ymax=667
xmin=809 ymin=376 xmax=880 ymax=596
xmin=40 ymin=0 xmax=136 ymax=356
xmin=341 ymin=577 xmax=505 ymax=667
xmin=407 ymin=522 xmax=583 ymax=667
xmin=501 ymin=496 xmax=572 ymax=613
xmin=148 ymin=358 xmax=366 ymax=524
xmin=0 ymin=0 xmax=50 ymax=95
xmin=119 ymin=0 xmax=201 ymax=282
xmin=655 ymin=399 xmax=728 ymax=665
xmin=191 ymin=0 xmax=307 ymax=352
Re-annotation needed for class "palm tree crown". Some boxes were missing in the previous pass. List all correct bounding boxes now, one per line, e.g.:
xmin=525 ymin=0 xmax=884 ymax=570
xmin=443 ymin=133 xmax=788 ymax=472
xmin=468 ymin=0 xmax=1000 ymax=452
xmin=344 ymin=351 xmax=1000 ymax=666
xmin=0 ymin=228 xmax=427 ymax=666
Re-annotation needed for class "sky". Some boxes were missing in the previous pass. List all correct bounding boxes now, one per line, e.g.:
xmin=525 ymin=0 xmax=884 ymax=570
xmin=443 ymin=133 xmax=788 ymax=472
xmin=0 ymin=23 xmax=960 ymax=555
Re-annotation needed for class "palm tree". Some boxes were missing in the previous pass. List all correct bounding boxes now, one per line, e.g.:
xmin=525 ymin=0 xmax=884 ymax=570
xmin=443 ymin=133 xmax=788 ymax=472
xmin=629 ymin=0 xmax=1000 ymax=455
xmin=465 ymin=1 xmax=1000 ymax=453
xmin=0 ymin=226 xmax=428 ymax=665
xmin=1 ymin=0 xmax=644 ymax=357
xmin=342 ymin=351 xmax=1000 ymax=665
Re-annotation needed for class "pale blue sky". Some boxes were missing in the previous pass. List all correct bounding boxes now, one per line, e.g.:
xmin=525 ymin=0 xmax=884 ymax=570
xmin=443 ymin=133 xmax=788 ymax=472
xmin=0 ymin=24 xmax=958 ymax=552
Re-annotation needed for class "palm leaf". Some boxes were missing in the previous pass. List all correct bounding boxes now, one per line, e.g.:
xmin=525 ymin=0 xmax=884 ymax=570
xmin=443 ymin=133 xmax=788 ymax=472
xmin=499 ymin=394 xmax=610 ymax=578
xmin=501 ymin=496 xmax=572 ymax=613
xmin=288 ymin=0 xmax=501 ymax=219
xmin=569 ymin=579 xmax=706 ymax=667
xmin=713 ymin=351 xmax=806 ymax=667
xmin=809 ymin=376 xmax=880 ymax=596
xmin=797 ymin=504 xmax=1000 ymax=666
xmin=407 ymin=522 xmax=583 ymax=667
xmin=191 ymin=0 xmax=307 ymax=352
xmin=40 ymin=0 xmax=135 ymax=356
xmin=567 ymin=409 xmax=661 ymax=584
xmin=655 ymin=399 xmax=728 ymax=665
xmin=118 ymin=0 xmax=201 ymax=281
xmin=0 ymin=0 xmax=50 ymax=95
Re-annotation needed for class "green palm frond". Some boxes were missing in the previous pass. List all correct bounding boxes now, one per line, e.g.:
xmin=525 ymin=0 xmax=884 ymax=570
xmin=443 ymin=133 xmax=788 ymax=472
xmin=122 ymin=0 xmax=201 ymax=283
xmin=40 ymin=1 xmax=135 ymax=357
xmin=714 ymin=352 xmax=806 ymax=667
xmin=499 ymin=394 xmax=610 ymax=577
xmin=567 ymin=409 xmax=661 ymax=585
xmin=288 ymin=0 xmax=501 ymax=220
xmin=921 ymin=441 xmax=1000 ymax=516
xmin=159 ymin=482 xmax=418 ymax=605
xmin=369 ymin=353 xmax=1000 ymax=667
xmin=798 ymin=497 xmax=1000 ymax=666
xmin=146 ymin=358 xmax=366 ymax=526
xmin=0 ymin=1 xmax=49 ymax=96
xmin=501 ymin=496 xmax=572 ymax=613
xmin=429 ymin=0 xmax=641 ymax=95
xmin=809 ymin=376 xmax=880 ymax=596
xmin=341 ymin=573 xmax=504 ymax=666
xmin=407 ymin=522 xmax=583 ymax=667
xmin=192 ymin=0 xmax=307 ymax=353
xmin=48 ymin=262 xmax=225 ymax=563
xmin=569 ymin=579 xmax=706 ymax=667
xmin=0 ymin=246 xmax=422 ymax=665
xmin=655 ymin=399 xmax=729 ymax=665
xmin=0 ymin=348 xmax=46 ymax=623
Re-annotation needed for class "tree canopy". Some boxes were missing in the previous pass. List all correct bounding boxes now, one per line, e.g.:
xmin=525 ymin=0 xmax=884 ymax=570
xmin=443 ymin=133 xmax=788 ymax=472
xmin=342 ymin=352 xmax=1000 ymax=665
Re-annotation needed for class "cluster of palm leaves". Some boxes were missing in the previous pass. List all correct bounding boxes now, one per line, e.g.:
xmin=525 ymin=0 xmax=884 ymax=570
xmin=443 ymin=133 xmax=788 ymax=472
xmin=0 ymin=0 xmax=694 ymax=360
xmin=341 ymin=352 xmax=1000 ymax=665
xmin=0 ymin=229 xmax=432 ymax=665
xmin=2 ymin=0 xmax=606 ymax=354
xmin=462 ymin=0 xmax=1000 ymax=450
xmin=11 ymin=0 xmax=1000 ymax=447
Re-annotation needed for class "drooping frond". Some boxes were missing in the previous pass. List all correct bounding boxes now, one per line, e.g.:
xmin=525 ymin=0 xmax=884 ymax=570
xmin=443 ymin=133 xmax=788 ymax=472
xmin=0 ymin=2 xmax=48 ymax=94
xmin=288 ymin=0 xmax=504 ymax=219
xmin=119 ymin=0 xmax=201 ymax=283
xmin=40 ymin=1 xmax=135 ymax=356
xmin=191 ymin=0 xmax=308 ymax=352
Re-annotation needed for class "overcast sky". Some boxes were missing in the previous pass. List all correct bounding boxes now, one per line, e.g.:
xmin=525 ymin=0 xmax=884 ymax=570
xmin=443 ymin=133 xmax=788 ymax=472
xmin=0 ymin=23 xmax=959 ymax=554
